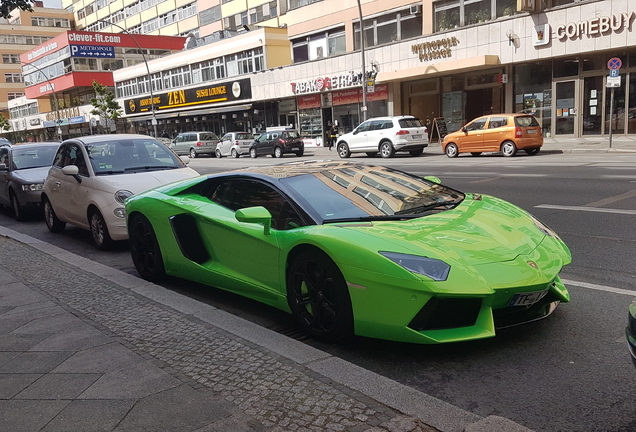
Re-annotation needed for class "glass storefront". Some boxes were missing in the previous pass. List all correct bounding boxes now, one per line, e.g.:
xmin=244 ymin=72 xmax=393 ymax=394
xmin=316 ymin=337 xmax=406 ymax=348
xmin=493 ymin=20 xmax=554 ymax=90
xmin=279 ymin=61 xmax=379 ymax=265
xmin=514 ymin=62 xmax=552 ymax=137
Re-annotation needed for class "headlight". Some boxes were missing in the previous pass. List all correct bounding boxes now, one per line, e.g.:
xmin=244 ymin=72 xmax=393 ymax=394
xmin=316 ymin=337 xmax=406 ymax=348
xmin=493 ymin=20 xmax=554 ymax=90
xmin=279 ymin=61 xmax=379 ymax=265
xmin=531 ymin=215 xmax=562 ymax=241
xmin=115 ymin=190 xmax=134 ymax=205
xmin=379 ymin=251 xmax=450 ymax=281
xmin=22 ymin=183 xmax=43 ymax=191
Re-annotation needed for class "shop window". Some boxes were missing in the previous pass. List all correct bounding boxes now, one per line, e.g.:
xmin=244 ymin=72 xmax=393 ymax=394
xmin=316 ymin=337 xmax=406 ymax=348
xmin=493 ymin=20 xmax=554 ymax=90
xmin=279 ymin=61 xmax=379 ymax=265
xmin=496 ymin=0 xmax=517 ymax=17
xmin=553 ymin=57 xmax=579 ymax=78
xmin=582 ymin=54 xmax=605 ymax=71
xmin=464 ymin=0 xmax=490 ymax=25
xmin=514 ymin=62 xmax=552 ymax=136
xmin=435 ymin=0 xmax=460 ymax=31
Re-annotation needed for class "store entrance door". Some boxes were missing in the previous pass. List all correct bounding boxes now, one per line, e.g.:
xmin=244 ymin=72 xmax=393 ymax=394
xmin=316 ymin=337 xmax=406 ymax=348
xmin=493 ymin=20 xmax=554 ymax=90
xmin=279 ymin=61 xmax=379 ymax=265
xmin=555 ymin=80 xmax=577 ymax=135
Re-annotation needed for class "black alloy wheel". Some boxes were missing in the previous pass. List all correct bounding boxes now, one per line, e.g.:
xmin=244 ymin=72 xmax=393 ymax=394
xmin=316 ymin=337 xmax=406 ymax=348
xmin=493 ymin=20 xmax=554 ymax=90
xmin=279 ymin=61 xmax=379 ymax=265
xmin=129 ymin=214 xmax=165 ymax=281
xmin=287 ymin=249 xmax=354 ymax=342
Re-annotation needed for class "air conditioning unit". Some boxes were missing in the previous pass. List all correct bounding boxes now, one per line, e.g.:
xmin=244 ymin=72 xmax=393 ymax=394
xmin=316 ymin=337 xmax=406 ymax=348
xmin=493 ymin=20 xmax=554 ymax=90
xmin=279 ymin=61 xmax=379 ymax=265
xmin=410 ymin=4 xmax=421 ymax=14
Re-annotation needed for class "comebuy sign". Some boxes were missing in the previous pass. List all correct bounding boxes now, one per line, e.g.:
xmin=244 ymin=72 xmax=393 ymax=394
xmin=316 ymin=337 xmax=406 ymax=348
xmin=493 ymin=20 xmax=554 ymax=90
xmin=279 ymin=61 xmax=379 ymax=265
xmin=290 ymin=71 xmax=376 ymax=95
xmin=556 ymin=11 xmax=635 ymax=40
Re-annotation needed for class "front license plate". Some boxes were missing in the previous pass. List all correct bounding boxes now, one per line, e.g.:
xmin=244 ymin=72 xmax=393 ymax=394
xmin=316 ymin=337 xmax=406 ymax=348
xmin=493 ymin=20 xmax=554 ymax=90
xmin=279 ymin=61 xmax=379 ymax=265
xmin=412 ymin=134 xmax=422 ymax=139
xmin=508 ymin=289 xmax=548 ymax=307
xmin=527 ymin=129 xmax=536 ymax=134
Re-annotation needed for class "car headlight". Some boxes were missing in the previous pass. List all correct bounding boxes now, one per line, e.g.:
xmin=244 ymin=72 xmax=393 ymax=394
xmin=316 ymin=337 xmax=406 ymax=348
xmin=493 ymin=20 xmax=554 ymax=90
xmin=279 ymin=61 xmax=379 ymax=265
xmin=531 ymin=215 xmax=562 ymax=241
xmin=379 ymin=251 xmax=450 ymax=281
xmin=22 ymin=183 xmax=43 ymax=191
xmin=115 ymin=190 xmax=134 ymax=205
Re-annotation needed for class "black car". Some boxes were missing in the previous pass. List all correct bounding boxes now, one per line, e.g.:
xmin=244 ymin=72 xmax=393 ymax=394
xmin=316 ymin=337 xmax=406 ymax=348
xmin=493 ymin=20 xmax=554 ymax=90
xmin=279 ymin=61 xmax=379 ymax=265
xmin=0 ymin=142 xmax=60 ymax=220
xmin=249 ymin=129 xmax=304 ymax=158
xmin=627 ymin=299 xmax=636 ymax=367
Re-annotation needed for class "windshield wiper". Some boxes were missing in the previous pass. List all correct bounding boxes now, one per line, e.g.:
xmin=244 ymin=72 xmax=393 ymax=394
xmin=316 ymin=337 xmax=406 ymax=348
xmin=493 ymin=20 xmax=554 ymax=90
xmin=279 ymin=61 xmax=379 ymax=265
xmin=324 ymin=215 xmax=421 ymax=223
xmin=123 ymin=166 xmax=174 ymax=172
xmin=394 ymin=200 xmax=461 ymax=215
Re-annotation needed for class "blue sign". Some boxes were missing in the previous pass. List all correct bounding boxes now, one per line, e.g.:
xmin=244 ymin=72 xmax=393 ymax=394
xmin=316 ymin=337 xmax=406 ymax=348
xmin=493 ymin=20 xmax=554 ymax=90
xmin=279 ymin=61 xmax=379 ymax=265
xmin=610 ymin=69 xmax=620 ymax=77
xmin=608 ymin=57 xmax=622 ymax=70
xmin=70 ymin=44 xmax=115 ymax=58
xmin=70 ymin=116 xmax=85 ymax=124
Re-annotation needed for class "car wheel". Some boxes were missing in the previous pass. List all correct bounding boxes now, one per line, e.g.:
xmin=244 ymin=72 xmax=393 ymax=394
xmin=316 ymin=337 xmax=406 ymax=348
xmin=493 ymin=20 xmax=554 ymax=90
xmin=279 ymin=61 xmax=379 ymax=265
xmin=470 ymin=152 xmax=482 ymax=156
xmin=10 ymin=191 xmax=25 ymax=222
xmin=129 ymin=214 xmax=165 ymax=282
xmin=215 ymin=149 xmax=222 ymax=158
xmin=89 ymin=209 xmax=113 ymax=251
xmin=525 ymin=148 xmax=540 ymax=155
xmin=502 ymin=141 xmax=518 ymax=157
xmin=274 ymin=147 xmax=283 ymax=158
xmin=287 ymin=249 xmax=354 ymax=342
xmin=445 ymin=143 xmax=459 ymax=158
xmin=365 ymin=152 xmax=377 ymax=157
xmin=231 ymin=148 xmax=239 ymax=158
xmin=380 ymin=141 xmax=395 ymax=158
xmin=337 ymin=142 xmax=350 ymax=158
xmin=43 ymin=197 xmax=65 ymax=233
xmin=409 ymin=148 xmax=424 ymax=157
xmin=250 ymin=148 xmax=257 ymax=158
xmin=189 ymin=148 xmax=197 ymax=159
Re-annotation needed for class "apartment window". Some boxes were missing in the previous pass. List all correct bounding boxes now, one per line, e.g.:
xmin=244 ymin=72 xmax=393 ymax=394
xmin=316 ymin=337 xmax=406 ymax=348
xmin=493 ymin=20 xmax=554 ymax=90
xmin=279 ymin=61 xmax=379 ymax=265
xmin=226 ymin=54 xmax=238 ymax=77
xmin=288 ymin=0 xmax=322 ymax=11
xmin=7 ymin=92 xmax=25 ymax=100
xmin=434 ymin=0 xmax=514 ymax=31
xmin=102 ymin=58 xmax=124 ymax=71
xmin=96 ymin=0 xmax=108 ymax=10
xmin=85 ymin=3 xmax=95 ymax=15
xmin=354 ymin=7 xmax=422 ymax=49
xmin=118 ymin=79 xmax=136 ymax=98
xmin=328 ymin=28 xmax=345 ymax=56
xmin=199 ymin=5 xmax=221 ymax=26
xmin=111 ymin=9 xmax=125 ymax=22
xmin=160 ymin=11 xmax=177 ymax=27
xmin=292 ymin=27 xmax=345 ymax=63
xmin=4 ymin=73 xmax=23 ymax=83
xmin=2 ymin=54 xmax=20 ymax=64
xmin=142 ymin=17 xmax=160 ymax=33
xmin=78 ymin=8 xmax=86 ymax=19
xmin=31 ymin=17 xmax=70 ymax=27
xmin=73 ymin=58 xmax=98 ymax=71
xmin=177 ymin=3 xmax=197 ymax=20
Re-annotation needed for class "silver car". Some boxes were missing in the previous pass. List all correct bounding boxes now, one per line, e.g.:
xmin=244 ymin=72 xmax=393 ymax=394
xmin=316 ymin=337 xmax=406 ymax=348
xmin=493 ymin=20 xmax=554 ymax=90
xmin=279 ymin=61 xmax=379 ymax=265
xmin=215 ymin=132 xmax=254 ymax=158
xmin=0 ymin=142 xmax=60 ymax=221
xmin=170 ymin=131 xmax=219 ymax=158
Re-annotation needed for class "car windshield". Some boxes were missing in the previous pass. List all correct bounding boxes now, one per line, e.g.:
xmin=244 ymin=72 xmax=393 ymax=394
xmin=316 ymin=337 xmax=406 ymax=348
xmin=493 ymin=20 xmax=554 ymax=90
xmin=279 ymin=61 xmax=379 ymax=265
xmin=87 ymin=138 xmax=186 ymax=175
xmin=199 ymin=133 xmax=218 ymax=141
xmin=515 ymin=116 xmax=540 ymax=127
xmin=398 ymin=118 xmax=424 ymax=128
xmin=280 ymin=165 xmax=464 ymax=222
xmin=12 ymin=146 xmax=58 ymax=169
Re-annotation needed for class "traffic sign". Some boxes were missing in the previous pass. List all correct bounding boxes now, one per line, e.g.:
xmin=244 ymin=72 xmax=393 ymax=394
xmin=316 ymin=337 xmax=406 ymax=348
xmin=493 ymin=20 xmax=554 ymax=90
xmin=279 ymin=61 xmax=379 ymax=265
xmin=606 ymin=76 xmax=621 ymax=87
xmin=608 ymin=57 xmax=622 ymax=70
xmin=610 ymin=69 xmax=619 ymax=77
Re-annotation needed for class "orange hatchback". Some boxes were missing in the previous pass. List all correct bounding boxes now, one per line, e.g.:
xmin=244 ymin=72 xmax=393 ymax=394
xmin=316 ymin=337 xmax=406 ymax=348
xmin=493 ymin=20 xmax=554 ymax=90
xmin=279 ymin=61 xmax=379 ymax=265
xmin=442 ymin=114 xmax=543 ymax=157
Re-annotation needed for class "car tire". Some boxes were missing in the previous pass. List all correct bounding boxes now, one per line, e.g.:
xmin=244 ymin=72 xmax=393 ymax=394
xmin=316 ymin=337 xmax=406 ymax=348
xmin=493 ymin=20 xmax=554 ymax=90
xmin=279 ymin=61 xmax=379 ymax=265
xmin=409 ymin=148 xmax=424 ymax=157
xmin=380 ymin=141 xmax=395 ymax=158
xmin=445 ymin=143 xmax=459 ymax=158
xmin=525 ymin=148 xmax=540 ymax=155
xmin=231 ymin=149 xmax=239 ymax=158
xmin=337 ymin=142 xmax=351 ymax=158
xmin=250 ymin=148 xmax=257 ymax=158
xmin=215 ymin=149 xmax=222 ymax=158
xmin=189 ymin=148 xmax=197 ymax=159
xmin=470 ymin=152 xmax=482 ymax=156
xmin=43 ymin=197 xmax=65 ymax=233
xmin=295 ymin=149 xmax=304 ymax=157
xmin=287 ymin=249 xmax=354 ymax=342
xmin=89 ymin=208 xmax=113 ymax=251
xmin=365 ymin=152 xmax=377 ymax=157
xmin=10 ymin=191 xmax=25 ymax=222
xmin=129 ymin=213 xmax=165 ymax=282
xmin=274 ymin=147 xmax=283 ymax=158
xmin=502 ymin=141 xmax=517 ymax=157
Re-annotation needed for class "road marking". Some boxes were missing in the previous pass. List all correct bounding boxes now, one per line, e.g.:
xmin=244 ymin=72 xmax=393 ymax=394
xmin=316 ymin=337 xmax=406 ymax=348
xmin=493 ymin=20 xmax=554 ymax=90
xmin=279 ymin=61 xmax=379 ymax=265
xmin=561 ymin=278 xmax=635 ymax=296
xmin=584 ymin=189 xmax=636 ymax=207
xmin=536 ymin=204 xmax=636 ymax=215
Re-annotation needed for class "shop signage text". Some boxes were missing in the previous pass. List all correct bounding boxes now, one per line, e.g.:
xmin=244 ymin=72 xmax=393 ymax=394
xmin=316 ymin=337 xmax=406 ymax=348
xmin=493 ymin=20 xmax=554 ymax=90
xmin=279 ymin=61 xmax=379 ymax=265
xmin=556 ymin=12 xmax=635 ymax=40
xmin=68 ymin=32 xmax=121 ymax=44
xmin=27 ymin=42 xmax=58 ymax=60
xmin=411 ymin=37 xmax=459 ymax=62
xmin=39 ymin=83 xmax=55 ymax=94
xmin=124 ymin=79 xmax=251 ymax=115
xmin=290 ymin=71 xmax=376 ymax=95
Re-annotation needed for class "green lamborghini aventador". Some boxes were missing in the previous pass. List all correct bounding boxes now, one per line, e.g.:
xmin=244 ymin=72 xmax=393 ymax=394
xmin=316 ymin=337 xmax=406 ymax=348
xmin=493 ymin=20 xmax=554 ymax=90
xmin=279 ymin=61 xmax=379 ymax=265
xmin=125 ymin=160 xmax=571 ymax=344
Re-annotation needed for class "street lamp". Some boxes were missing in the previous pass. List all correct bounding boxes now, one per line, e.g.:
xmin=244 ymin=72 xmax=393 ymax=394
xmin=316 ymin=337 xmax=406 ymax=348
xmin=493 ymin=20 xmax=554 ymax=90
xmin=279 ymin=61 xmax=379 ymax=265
xmin=356 ymin=0 xmax=368 ymax=122
xmin=20 ymin=61 xmax=63 ymax=141
xmin=96 ymin=19 xmax=158 ymax=137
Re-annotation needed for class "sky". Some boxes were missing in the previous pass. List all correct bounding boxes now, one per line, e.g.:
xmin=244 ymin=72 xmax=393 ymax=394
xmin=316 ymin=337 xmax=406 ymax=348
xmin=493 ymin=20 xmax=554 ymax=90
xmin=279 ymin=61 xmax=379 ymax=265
xmin=42 ymin=0 xmax=63 ymax=9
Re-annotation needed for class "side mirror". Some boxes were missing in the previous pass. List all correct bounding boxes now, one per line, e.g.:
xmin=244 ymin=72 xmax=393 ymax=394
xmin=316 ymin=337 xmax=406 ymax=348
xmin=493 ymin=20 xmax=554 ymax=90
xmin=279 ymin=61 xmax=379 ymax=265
xmin=235 ymin=206 xmax=272 ymax=235
xmin=424 ymin=175 xmax=442 ymax=184
xmin=62 ymin=165 xmax=80 ymax=176
xmin=352 ymin=128 xmax=359 ymax=135
xmin=462 ymin=127 xmax=467 ymax=133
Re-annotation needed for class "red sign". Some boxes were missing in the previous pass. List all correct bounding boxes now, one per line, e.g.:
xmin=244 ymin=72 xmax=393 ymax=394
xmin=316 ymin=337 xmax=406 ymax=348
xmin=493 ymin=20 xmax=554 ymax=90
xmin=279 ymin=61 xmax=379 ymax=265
xmin=297 ymin=94 xmax=321 ymax=109
xmin=332 ymin=85 xmax=388 ymax=106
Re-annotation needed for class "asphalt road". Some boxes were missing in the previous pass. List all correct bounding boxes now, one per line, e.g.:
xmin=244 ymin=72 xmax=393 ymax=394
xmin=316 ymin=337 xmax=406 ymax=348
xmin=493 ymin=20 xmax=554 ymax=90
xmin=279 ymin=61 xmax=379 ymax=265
xmin=2 ymin=148 xmax=635 ymax=432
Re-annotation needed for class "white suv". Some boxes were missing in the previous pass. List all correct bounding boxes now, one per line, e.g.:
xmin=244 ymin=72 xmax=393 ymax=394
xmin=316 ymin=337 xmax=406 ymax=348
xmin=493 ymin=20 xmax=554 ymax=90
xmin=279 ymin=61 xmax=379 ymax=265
xmin=336 ymin=116 xmax=429 ymax=158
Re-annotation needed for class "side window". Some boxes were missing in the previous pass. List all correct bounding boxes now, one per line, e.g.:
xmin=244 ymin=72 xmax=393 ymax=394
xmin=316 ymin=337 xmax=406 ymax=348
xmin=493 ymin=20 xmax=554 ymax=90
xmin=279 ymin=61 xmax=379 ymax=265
xmin=356 ymin=121 xmax=371 ymax=133
xmin=0 ymin=147 xmax=9 ymax=165
xmin=466 ymin=118 xmax=487 ymax=131
xmin=52 ymin=144 xmax=67 ymax=167
xmin=488 ymin=117 xmax=507 ymax=129
xmin=69 ymin=144 xmax=89 ymax=176
xmin=210 ymin=179 xmax=302 ymax=230
xmin=368 ymin=120 xmax=383 ymax=131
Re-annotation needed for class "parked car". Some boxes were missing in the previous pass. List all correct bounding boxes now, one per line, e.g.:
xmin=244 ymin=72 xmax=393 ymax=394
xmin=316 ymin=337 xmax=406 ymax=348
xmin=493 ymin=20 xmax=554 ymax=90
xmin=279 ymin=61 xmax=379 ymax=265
xmin=42 ymin=134 xmax=199 ymax=250
xmin=0 ymin=142 xmax=59 ymax=221
xmin=215 ymin=132 xmax=254 ymax=158
xmin=170 ymin=131 xmax=219 ymax=158
xmin=335 ymin=116 xmax=429 ymax=159
xmin=627 ymin=299 xmax=636 ymax=367
xmin=0 ymin=137 xmax=12 ymax=146
xmin=442 ymin=113 xmax=542 ymax=158
xmin=125 ymin=160 xmax=571 ymax=344
xmin=249 ymin=130 xmax=304 ymax=158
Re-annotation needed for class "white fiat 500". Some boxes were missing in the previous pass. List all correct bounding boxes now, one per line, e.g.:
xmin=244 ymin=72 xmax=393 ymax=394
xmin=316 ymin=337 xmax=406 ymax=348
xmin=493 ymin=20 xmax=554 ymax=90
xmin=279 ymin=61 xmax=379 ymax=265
xmin=42 ymin=134 xmax=199 ymax=250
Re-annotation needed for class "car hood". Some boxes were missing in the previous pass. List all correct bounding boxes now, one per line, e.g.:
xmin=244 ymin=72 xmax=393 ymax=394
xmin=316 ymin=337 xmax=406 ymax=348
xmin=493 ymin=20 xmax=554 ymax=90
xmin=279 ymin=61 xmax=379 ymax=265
xmin=12 ymin=166 xmax=50 ymax=183
xmin=331 ymin=194 xmax=548 ymax=266
xmin=94 ymin=168 xmax=199 ymax=194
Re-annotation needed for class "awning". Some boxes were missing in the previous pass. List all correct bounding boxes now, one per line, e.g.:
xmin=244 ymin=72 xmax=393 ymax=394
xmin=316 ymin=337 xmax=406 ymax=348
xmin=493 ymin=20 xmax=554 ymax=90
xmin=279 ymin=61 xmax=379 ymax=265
xmin=126 ymin=103 xmax=253 ymax=121
xmin=376 ymin=55 xmax=501 ymax=83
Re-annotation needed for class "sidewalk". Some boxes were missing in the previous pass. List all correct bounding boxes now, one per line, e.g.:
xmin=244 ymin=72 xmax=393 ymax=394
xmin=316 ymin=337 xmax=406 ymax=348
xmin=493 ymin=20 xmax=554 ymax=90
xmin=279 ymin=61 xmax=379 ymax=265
xmin=0 ymin=227 xmax=533 ymax=432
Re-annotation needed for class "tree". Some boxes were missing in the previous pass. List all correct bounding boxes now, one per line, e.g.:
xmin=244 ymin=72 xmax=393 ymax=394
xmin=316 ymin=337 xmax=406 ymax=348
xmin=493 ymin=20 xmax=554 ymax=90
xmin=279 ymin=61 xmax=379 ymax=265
xmin=0 ymin=115 xmax=10 ymax=134
xmin=90 ymin=80 xmax=123 ymax=134
xmin=1 ymin=0 xmax=33 ymax=19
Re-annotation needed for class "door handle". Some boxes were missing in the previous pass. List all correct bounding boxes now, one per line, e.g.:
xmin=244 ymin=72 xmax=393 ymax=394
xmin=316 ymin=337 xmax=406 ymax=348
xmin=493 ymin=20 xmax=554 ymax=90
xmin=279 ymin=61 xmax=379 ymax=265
xmin=55 ymin=181 xmax=61 ymax=186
